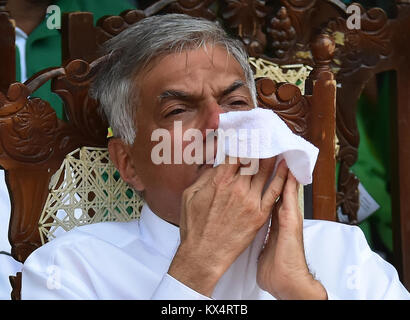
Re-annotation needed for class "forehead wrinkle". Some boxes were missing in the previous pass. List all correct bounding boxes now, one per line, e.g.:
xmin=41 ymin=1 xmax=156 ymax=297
xmin=210 ymin=44 xmax=231 ymax=75
xmin=152 ymin=47 xmax=247 ymax=104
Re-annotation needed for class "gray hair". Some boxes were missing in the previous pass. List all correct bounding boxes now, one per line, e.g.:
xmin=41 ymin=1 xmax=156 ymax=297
xmin=91 ymin=14 xmax=257 ymax=145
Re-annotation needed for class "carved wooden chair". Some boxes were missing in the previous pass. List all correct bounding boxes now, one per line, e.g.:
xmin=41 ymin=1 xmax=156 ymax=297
xmin=1 ymin=0 xmax=407 ymax=297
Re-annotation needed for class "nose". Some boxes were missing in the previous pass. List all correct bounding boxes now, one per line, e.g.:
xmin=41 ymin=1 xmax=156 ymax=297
xmin=199 ymin=101 xmax=223 ymax=164
xmin=201 ymin=101 xmax=224 ymax=133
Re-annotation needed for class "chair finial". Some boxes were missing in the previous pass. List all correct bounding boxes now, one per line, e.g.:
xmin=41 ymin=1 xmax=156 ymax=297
xmin=309 ymin=33 xmax=335 ymax=80
xmin=311 ymin=34 xmax=335 ymax=64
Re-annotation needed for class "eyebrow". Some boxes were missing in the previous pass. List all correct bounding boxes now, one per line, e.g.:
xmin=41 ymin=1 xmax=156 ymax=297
xmin=221 ymin=80 xmax=245 ymax=97
xmin=158 ymin=89 xmax=190 ymax=102
xmin=157 ymin=80 xmax=246 ymax=103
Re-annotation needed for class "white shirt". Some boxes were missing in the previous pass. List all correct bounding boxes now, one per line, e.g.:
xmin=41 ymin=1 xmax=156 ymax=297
xmin=15 ymin=26 xmax=28 ymax=83
xmin=0 ymin=254 xmax=22 ymax=300
xmin=21 ymin=204 xmax=410 ymax=300
xmin=0 ymin=170 xmax=22 ymax=300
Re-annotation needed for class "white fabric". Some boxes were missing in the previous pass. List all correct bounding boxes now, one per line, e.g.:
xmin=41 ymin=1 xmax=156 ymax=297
xmin=0 ymin=170 xmax=11 ymax=253
xmin=214 ymin=108 xmax=319 ymax=185
xmin=0 ymin=254 xmax=22 ymax=300
xmin=0 ymin=170 xmax=22 ymax=300
xmin=20 ymin=203 xmax=410 ymax=299
xmin=15 ymin=26 xmax=28 ymax=83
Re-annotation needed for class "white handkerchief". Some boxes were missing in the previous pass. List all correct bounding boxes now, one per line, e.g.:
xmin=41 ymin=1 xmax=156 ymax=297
xmin=213 ymin=107 xmax=319 ymax=185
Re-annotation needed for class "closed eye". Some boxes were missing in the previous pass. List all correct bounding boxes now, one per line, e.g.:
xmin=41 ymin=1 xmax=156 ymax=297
xmin=230 ymin=100 xmax=248 ymax=106
xmin=165 ymin=108 xmax=186 ymax=117
xmin=224 ymin=98 xmax=250 ymax=109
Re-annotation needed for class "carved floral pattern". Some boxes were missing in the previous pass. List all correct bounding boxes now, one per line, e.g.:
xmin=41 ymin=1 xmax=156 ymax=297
xmin=222 ymin=0 xmax=269 ymax=56
xmin=53 ymin=59 xmax=108 ymax=145
xmin=280 ymin=0 xmax=317 ymax=45
xmin=0 ymin=97 xmax=60 ymax=164
xmin=9 ymin=99 xmax=58 ymax=159
xmin=170 ymin=0 xmax=217 ymax=20
xmin=337 ymin=166 xmax=360 ymax=223
xmin=0 ymin=59 xmax=108 ymax=165
xmin=96 ymin=9 xmax=146 ymax=44
xmin=267 ymin=6 xmax=296 ymax=59
xmin=326 ymin=4 xmax=391 ymax=77
xmin=256 ymin=78 xmax=308 ymax=137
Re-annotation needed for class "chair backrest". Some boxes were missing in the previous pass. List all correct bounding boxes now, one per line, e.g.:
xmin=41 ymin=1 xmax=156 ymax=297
xmin=1 ymin=0 xmax=366 ymax=299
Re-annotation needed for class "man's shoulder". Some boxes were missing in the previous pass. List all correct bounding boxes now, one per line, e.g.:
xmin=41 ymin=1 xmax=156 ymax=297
xmin=71 ymin=219 xmax=140 ymax=243
xmin=301 ymin=219 xmax=378 ymax=278
xmin=21 ymin=220 xmax=162 ymax=299
xmin=302 ymin=219 xmax=370 ymax=254
xmin=303 ymin=218 xmax=362 ymax=234
xmin=25 ymin=220 xmax=140 ymax=264
xmin=63 ymin=220 xmax=139 ymax=244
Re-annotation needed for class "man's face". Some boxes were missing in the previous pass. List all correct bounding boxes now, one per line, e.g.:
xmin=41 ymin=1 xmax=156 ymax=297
xmin=125 ymin=46 xmax=254 ymax=222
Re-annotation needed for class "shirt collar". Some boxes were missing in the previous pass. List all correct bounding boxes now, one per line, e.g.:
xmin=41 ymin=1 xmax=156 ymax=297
xmin=138 ymin=203 xmax=181 ymax=259
xmin=15 ymin=26 xmax=28 ymax=40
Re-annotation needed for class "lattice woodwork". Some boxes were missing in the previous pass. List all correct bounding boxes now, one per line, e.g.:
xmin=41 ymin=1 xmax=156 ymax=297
xmin=38 ymin=147 xmax=143 ymax=244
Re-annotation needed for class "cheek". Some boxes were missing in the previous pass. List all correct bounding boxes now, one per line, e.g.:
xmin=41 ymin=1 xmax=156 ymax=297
xmin=133 ymin=135 xmax=200 ymax=191
xmin=143 ymin=164 xmax=199 ymax=199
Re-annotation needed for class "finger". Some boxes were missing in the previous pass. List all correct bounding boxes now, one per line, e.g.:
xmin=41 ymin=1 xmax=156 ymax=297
xmin=258 ymin=201 xmax=281 ymax=262
xmin=213 ymin=155 xmax=241 ymax=184
xmin=275 ymin=172 xmax=303 ymax=242
xmin=193 ymin=165 xmax=215 ymax=186
xmin=250 ymin=157 xmax=277 ymax=195
xmin=265 ymin=202 xmax=281 ymax=250
xmin=233 ymin=164 xmax=253 ymax=190
xmin=281 ymin=171 xmax=299 ymax=212
xmin=190 ymin=155 xmax=239 ymax=191
xmin=261 ymin=160 xmax=288 ymax=213
xmin=184 ymin=166 xmax=216 ymax=202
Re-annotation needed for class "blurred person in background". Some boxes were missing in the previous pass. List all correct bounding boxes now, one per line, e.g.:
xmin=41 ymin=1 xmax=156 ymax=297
xmin=0 ymin=0 xmax=138 ymax=299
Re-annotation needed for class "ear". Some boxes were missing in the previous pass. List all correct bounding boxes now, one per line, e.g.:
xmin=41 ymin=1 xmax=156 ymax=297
xmin=108 ymin=138 xmax=145 ymax=192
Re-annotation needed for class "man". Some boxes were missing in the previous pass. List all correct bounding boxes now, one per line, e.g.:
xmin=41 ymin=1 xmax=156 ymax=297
xmin=6 ymin=0 xmax=136 ymax=117
xmin=21 ymin=14 xmax=410 ymax=299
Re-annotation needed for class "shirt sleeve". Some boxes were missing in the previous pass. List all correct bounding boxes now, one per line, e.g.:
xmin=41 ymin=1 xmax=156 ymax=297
xmin=351 ymin=226 xmax=410 ymax=300
xmin=359 ymin=249 xmax=410 ymax=299
xmin=21 ymin=244 xmax=99 ymax=300
xmin=325 ymin=289 xmax=340 ymax=300
xmin=306 ymin=222 xmax=410 ymax=300
xmin=21 ymin=233 xmax=110 ymax=300
xmin=151 ymin=273 xmax=212 ymax=300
